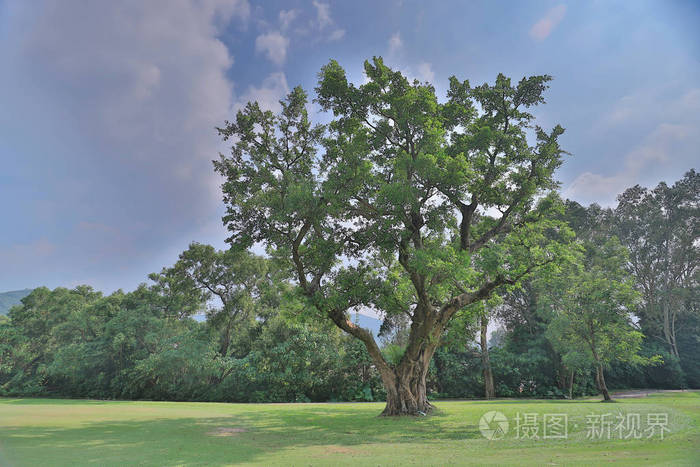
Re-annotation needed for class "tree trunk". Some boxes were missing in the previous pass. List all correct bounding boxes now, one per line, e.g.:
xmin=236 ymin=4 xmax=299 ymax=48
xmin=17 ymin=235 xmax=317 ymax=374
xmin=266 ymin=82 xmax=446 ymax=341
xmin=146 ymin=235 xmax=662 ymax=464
xmin=380 ymin=346 xmax=435 ymax=416
xmin=670 ymin=308 xmax=679 ymax=359
xmin=662 ymin=231 xmax=681 ymax=360
xmin=568 ymin=368 xmax=574 ymax=400
xmin=325 ymin=306 xmax=439 ymax=417
xmin=480 ymin=315 xmax=495 ymax=399
xmin=595 ymin=364 xmax=611 ymax=401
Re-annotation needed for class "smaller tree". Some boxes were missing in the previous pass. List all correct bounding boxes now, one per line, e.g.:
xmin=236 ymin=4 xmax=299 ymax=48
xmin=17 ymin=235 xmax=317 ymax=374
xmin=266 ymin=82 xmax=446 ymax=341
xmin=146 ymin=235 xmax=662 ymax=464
xmin=546 ymin=238 xmax=658 ymax=401
xmin=150 ymin=243 xmax=272 ymax=357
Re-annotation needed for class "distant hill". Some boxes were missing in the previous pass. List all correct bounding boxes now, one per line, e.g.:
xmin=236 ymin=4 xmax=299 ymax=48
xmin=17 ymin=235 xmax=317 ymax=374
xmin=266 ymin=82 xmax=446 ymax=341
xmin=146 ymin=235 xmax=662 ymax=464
xmin=0 ymin=289 xmax=32 ymax=315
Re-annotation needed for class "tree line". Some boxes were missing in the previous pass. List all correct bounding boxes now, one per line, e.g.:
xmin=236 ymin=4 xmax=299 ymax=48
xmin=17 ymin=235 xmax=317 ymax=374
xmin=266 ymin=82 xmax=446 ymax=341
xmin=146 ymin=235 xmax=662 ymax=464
xmin=1 ymin=171 xmax=696 ymax=403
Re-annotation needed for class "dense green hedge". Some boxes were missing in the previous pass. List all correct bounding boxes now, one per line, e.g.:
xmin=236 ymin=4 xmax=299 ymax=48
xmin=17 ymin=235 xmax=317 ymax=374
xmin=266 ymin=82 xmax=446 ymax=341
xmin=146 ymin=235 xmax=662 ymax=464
xmin=1 ymin=284 xmax=696 ymax=402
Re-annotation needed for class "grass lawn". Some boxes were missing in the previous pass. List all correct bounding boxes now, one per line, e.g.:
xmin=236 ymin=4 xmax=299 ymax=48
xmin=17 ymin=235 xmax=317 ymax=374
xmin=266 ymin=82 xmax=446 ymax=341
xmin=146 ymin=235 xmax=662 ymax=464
xmin=0 ymin=392 xmax=698 ymax=466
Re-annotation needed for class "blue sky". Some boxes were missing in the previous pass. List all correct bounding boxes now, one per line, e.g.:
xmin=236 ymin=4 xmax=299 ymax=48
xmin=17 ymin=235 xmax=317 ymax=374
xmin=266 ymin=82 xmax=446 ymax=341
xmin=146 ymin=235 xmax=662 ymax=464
xmin=0 ymin=0 xmax=698 ymax=293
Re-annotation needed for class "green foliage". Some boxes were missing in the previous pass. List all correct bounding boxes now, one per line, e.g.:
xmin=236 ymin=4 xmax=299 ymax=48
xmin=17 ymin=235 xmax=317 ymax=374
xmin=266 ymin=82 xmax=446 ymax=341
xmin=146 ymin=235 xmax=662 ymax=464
xmin=613 ymin=170 xmax=699 ymax=384
xmin=215 ymin=57 xmax=575 ymax=409
xmin=0 ymin=280 xmax=385 ymax=403
xmin=432 ymin=346 xmax=482 ymax=398
xmin=381 ymin=343 xmax=405 ymax=367
xmin=541 ymin=231 xmax=660 ymax=400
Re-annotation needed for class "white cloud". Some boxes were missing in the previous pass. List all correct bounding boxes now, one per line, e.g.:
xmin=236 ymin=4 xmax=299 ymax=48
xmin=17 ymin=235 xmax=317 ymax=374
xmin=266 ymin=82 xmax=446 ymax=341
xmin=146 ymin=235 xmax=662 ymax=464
xmin=389 ymin=32 xmax=403 ymax=54
xmin=279 ymin=9 xmax=299 ymax=30
xmin=329 ymin=29 xmax=346 ymax=41
xmin=0 ymin=0 xmax=248 ymax=290
xmin=235 ymin=72 xmax=290 ymax=113
xmin=312 ymin=0 xmax=333 ymax=29
xmin=203 ymin=0 xmax=250 ymax=24
xmin=565 ymin=84 xmax=700 ymax=206
xmin=530 ymin=5 xmax=566 ymax=41
xmin=12 ymin=0 xmax=244 ymax=177
xmin=565 ymin=122 xmax=697 ymax=205
xmin=255 ymin=31 xmax=289 ymax=66
xmin=598 ymin=92 xmax=661 ymax=129
xmin=417 ymin=62 xmax=435 ymax=83
xmin=679 ymin=88 xmax=700 ymax=110
xmin=622 ymin=123 xmax=690 ymax=174
xmin=596 ymin=87 xmax=700 ymax=133
xmin=601 ymin=94 xmax=645 ymax=126
xmin=304 ymin=1 xmax=345 ymax=41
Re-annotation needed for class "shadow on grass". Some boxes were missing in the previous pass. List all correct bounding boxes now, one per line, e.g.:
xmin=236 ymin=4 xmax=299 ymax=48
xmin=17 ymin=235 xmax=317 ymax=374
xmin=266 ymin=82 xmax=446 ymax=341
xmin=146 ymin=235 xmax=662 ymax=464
xmin=0 ymin=405 xmax=481 ymax=466
xmin=0 ymin=397 xmax=129 ymax=405
xmin=439 ymin=398 xmax=603 ymax=405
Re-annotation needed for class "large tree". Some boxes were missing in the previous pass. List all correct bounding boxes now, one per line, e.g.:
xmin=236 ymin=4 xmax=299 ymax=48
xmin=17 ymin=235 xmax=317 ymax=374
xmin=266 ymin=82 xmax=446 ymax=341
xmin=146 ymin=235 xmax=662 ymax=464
xmin=614 ymin=171 xmax=699 ymax=362
xmin=214 ymin=57 xmax=574 ymax=415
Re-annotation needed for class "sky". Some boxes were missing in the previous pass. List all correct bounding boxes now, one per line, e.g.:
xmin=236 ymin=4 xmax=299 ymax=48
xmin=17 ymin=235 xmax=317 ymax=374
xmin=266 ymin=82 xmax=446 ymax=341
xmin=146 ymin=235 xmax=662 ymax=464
xmin=0 ymin=0 xmax=698 ymax=294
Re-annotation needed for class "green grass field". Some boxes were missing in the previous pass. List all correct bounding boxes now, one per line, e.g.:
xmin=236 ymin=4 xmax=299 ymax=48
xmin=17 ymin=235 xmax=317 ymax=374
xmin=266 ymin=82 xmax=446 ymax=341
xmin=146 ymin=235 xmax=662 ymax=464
xmin=1 ymin=392 xmax=698 ymax=466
